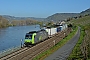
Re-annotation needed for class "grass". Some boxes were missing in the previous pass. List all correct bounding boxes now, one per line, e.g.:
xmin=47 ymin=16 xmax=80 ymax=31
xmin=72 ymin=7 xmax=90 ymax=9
xmin=68 ymin=16 xmax=90 ymax=60
xmin=71 ymin=16 xmax=90 ymax=26
xmin=84 ymin=24 xmax=90 ymax=59
xmin=33 ymin=26 xmax=78 ymax=60
xmin=67 ymin=26 xmax=85 ymax=60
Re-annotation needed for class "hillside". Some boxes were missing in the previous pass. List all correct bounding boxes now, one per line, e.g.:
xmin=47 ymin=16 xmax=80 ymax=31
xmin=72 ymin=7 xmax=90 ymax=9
xmin=0 ymin=8 xmax=90 ymax=22
xmin=0 ymin=15 xmax=39 ymax=28
xmin=46 ymin=8 xmax=90 ymax=22
xmin=0 ymin=15 xmax=45 ymax=21
xmin=71 ymin=16 xmax=90 ymax=26
xmin=46 ymin=13 xmax=79 ymax=22
xmin=80 ymin=8 xmax=90 ymax=15
xmin=0 ymin=16 xmax=9 ymax=28
xmin=68 ymin=15 xmax=90 ymax=59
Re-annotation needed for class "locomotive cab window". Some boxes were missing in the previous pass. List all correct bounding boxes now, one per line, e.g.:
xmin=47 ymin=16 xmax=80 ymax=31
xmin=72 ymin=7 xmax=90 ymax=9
xmin=25 ymin=34 xmax=32 ymax=39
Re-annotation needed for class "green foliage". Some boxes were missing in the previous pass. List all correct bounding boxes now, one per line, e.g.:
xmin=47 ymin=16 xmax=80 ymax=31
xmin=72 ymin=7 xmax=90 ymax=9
xmin=10 ymin=19 xmax=38 ymax=26
xmin=45 ymin=21 xmax=54 ymax=27
xmin=0 ymin=16 xmax=9 ymax=28
xmin=36 ymin=21 xmax=43 ymax=27
xmin=70 ymin=16 xmax=90 ymax=59
xmin=84 ymin=24 xmax=90 ymax=59
xmin=0 ymin=15 xmax=41 ymax=28
xmin=67 ymin=26 xmax=85 ymax=60
xmin=71 ymin=16 xmax=90 ymax=26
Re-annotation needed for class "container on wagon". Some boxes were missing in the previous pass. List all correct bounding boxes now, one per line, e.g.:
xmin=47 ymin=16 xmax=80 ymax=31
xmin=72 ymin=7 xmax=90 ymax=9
xmin=45 ymin=28 xmax=57 ymax=36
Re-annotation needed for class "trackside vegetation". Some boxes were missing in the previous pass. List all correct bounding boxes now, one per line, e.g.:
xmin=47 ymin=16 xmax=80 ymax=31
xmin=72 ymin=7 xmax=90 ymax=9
xmin=33 ymin=26 xmax=78 ymax=60
xmin=67 ymin=26 xmax=85 ymax=60
xmin=68 ymin=16 xmax=90 ymax=60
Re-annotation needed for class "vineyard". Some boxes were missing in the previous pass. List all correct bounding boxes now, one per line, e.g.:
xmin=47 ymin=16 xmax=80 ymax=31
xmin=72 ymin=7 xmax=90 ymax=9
xmin=68 ymin=16 xmax=90 ymax=60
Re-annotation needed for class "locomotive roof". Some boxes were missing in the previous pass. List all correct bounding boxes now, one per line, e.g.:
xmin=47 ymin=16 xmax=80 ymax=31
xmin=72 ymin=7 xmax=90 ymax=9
xmin=27 ymin=29 xmax=46 ymax=34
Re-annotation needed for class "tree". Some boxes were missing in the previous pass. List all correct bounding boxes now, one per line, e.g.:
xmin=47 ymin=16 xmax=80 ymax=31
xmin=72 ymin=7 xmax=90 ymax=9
xmin=0 ymin=16 xmax=9 ymax=28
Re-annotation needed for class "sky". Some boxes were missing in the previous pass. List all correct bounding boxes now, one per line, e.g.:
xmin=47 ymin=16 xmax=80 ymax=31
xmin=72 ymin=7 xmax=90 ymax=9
xmin=0 ymin=0 xmax=90 ymax=18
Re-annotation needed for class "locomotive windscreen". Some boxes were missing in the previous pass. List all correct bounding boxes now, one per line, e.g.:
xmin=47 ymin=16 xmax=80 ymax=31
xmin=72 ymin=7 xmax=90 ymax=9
xmin=25 ymin=34 xmax=32 ymax=39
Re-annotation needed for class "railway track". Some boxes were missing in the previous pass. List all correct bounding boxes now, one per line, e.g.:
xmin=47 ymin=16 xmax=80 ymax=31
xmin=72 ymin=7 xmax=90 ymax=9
xmin=0 ymin=28 xmax=71 ymax=60
xmin=0 ymin=47 xmax=29 ymax=60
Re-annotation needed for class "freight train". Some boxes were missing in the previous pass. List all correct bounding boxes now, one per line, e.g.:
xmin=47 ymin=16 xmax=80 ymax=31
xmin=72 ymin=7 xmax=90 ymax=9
xmin=24 ymin=24 xmax=67 ymax=46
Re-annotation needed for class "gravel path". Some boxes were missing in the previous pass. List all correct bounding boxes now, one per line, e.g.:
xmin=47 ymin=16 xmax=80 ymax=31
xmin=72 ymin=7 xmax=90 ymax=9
xmin=44 ymin=27 xmax=80 ymax=60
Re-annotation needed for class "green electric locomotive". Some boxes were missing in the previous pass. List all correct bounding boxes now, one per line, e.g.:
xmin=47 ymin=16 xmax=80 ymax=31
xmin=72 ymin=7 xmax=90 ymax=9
xmin=24 ymin=29 xmax=48 ymax=46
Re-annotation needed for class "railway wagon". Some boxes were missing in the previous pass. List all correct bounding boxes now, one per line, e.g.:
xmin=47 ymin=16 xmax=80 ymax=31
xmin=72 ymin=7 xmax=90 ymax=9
xmin=45 ymin=28 xmax=57 ymax=36
xmin=57 ymin=26 xmax=62 ymax=32
xmin=24 ymin=29 xmax=48 ymax=46
xmin=57 ymin=24 xmax=68 ymax=32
